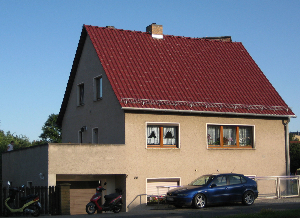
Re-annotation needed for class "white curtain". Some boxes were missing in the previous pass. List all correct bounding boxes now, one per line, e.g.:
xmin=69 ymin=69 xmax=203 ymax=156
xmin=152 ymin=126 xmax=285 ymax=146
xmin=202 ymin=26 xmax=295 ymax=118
xmin=147 ymin=126 xmax=160 ymax=145
xmin=223 ymin=126 xmax=236 ymax=146
xmin=239 ymin=126 xmax=252 ymax=146
xmin=207 ymin=126 xmax=220 ymax=145
xmin=163 ymin=127 xmax=176 ymax=145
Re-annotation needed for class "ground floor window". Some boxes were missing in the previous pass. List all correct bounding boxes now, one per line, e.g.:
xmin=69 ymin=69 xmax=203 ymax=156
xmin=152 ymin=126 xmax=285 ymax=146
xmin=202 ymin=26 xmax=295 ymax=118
xmin=207 ymin=124 xmax=254 ymax=148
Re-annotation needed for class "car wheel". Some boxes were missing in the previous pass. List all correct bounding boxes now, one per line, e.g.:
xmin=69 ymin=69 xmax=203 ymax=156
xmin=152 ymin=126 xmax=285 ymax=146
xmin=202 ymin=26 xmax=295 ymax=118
xmin=193 ymin=193 xmax=206 ymax=209
xmin=242 ymin=191 xmax=254 ymax=206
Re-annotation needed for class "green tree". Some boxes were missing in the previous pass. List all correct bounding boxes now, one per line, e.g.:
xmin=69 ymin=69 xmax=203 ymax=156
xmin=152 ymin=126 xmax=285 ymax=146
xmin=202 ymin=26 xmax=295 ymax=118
xmin=290 ymin=142 xmax=300 ymax=174
xmin=0 ymin=130 xmax=32 ymax=152
xmin=39 ymin=114 xmax=62 ymax=143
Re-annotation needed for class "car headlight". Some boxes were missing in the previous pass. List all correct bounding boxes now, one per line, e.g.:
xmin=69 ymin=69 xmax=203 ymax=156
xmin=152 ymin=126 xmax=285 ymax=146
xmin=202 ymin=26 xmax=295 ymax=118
xmin=177 ymin=193 xmax=188 ymax=197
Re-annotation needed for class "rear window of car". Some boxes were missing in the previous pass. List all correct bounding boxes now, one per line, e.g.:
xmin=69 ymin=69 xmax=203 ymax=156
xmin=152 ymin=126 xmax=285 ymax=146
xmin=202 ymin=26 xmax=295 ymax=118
xmin=229 ymin=175 xmax=247 ymax=185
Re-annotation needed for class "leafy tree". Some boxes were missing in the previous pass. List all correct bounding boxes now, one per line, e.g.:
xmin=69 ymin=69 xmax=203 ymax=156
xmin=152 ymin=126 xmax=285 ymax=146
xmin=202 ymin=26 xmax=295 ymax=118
xmin=39 ymin=114 xmax=62 ymax=143
xmin=0 ymin=130 xmax=32 ymax=152
xmin=290 ymin=142 xmax=300 ymax=174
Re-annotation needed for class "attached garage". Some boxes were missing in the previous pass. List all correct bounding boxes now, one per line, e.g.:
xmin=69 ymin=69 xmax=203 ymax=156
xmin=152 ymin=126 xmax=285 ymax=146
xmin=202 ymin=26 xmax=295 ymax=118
xmin=57 ymin=174 xmax=126 ymax=215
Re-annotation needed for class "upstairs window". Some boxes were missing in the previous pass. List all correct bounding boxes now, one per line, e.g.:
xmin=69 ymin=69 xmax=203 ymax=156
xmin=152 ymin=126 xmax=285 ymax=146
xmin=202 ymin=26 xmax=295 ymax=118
xmin=93 ymin=76 xmax=102 ymax=101
xmin=77 ymin=83 xmax=84 ymax=106
xmin=207 ymin=125 xmax=254 ymax=148
xmin=147 ymin=124 xmax=179 ymax=148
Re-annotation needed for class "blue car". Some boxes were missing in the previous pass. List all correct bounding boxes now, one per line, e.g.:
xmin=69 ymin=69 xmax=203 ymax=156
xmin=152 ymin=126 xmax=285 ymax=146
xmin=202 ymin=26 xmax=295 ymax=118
xmin=166 ymin=173 xmax=258 ymax=208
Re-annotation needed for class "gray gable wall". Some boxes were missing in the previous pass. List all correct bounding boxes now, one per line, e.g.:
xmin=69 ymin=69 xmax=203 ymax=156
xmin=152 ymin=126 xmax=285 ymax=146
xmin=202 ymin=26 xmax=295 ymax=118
xmin=61 ymin=35 xmax=125 ymax=144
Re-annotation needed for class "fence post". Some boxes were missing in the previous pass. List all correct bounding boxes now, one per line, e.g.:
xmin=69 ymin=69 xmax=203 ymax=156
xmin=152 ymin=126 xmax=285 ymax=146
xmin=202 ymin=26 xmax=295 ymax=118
xmin=58 ymin=183 xmax=71 ymax=215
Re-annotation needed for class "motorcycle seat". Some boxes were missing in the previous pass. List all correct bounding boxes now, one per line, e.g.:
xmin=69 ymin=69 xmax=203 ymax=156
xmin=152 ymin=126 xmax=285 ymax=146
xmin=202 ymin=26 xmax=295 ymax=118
xmin=104 ymin=193 xmax=119 ymax=200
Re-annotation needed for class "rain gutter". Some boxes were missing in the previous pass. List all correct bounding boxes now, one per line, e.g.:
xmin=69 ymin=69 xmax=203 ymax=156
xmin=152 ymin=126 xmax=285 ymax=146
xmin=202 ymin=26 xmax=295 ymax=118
xmin=121 ymin=107 xmax=296 ymax=118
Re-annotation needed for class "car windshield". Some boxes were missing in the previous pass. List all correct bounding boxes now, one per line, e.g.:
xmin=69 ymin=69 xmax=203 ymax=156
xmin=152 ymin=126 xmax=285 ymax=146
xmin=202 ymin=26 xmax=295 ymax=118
xmin=189 ymin=175 xmax=215 ymax=186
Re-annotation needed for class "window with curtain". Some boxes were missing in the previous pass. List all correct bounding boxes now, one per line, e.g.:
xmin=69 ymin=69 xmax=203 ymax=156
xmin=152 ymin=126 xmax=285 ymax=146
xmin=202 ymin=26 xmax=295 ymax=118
xmin=147 ymin=125 xmax=178 ymax=148
xmin=207 ymin=125 xmax=254 ymax=148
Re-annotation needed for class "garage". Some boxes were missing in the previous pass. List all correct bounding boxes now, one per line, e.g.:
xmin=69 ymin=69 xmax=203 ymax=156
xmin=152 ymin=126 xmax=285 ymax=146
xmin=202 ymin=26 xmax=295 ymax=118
xmin=56 ymin=174 xmax=126 ymax=215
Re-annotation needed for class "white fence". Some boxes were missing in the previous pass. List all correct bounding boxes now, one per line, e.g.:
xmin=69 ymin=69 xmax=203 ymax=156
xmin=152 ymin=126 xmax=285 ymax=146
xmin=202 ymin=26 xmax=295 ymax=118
xmin=248 ymin=176 xmax=300 ymax=199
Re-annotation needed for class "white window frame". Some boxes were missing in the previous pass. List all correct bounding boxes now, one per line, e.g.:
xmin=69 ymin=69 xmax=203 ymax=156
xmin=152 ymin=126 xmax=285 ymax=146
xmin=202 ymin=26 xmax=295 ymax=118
xmin=77 ymin=83 xmax=85 ymax=106
xmin=93 ymin=76 xmax=103 ymax=101
xmin=206 ymin=123 xmax=255 ymax=149
xmin=146 ymin=122 xmax=180 ymax=149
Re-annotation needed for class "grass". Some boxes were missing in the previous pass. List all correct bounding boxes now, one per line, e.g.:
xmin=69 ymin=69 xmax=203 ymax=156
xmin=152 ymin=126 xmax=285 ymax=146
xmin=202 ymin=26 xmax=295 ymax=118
xmin=218 ymin=208 xmax=300 ymax=218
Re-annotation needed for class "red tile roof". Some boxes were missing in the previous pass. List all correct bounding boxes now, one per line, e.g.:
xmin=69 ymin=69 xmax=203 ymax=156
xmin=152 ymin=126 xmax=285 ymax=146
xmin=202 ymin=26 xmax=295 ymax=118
xmin=58 ymin=25 xmax=295 ymax=124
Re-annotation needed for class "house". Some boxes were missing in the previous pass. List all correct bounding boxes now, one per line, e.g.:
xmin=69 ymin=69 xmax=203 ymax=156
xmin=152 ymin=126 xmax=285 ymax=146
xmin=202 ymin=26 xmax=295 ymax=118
xmin=2 ymin=23 xmax=295 ymax=214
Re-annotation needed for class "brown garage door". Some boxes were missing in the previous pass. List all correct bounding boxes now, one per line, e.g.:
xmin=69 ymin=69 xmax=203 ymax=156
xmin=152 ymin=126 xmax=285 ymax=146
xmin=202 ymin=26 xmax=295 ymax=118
xmin=70 ymin=189 xmax=95 ymax=215
xmin=57 ymin=181 xmax=99 ymax=215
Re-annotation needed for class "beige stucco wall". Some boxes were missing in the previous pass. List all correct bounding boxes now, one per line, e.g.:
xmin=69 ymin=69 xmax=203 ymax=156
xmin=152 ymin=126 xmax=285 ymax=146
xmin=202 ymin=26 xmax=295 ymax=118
xmin=47 ymin=112 xmax=286 ymax=211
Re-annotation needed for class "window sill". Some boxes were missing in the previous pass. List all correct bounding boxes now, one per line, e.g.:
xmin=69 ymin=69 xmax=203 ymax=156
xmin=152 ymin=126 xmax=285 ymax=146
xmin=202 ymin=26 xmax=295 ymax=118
xmin=207 ymin=147 xmax=255 ymax=150
xmin=94 ymin=97 xmax=103 ymax=102
xmin=147 ymin=147 xmax=180 ymax=149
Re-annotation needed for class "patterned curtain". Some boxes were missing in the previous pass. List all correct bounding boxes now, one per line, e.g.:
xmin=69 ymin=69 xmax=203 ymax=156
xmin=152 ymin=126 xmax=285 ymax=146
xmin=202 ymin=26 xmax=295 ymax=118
xmin=163 ymin=127 xmax=177 ymax=145
xmin=147 ymin=126 xmax=160 ymax=145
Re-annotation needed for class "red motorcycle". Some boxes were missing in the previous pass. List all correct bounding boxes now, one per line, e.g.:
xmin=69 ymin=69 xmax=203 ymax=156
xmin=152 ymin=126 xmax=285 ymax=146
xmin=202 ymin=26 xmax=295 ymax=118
xmin=86 ymin=182 xmax=122 ymax=214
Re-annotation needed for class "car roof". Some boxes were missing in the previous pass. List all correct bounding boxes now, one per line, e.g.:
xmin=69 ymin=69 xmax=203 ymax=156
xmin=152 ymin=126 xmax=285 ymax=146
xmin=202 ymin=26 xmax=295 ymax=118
xmin=204 ymin=173 xmax=244 ymax=176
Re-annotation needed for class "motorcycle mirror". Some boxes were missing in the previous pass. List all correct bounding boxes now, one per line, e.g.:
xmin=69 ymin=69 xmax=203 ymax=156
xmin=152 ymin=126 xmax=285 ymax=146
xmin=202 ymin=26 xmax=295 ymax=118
xmin=99 ymin=180 xmax=101 ymax=185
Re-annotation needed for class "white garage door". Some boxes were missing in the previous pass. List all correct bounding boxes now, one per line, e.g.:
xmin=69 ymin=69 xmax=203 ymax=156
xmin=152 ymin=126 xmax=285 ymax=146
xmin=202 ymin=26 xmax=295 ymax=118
xmin=147 ymin=178 xmax=180 ymax=196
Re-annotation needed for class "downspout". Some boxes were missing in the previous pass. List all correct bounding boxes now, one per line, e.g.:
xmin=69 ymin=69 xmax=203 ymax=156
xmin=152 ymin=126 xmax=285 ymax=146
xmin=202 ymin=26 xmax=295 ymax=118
xmin=283 ymin=118 xmax=290 ymax=176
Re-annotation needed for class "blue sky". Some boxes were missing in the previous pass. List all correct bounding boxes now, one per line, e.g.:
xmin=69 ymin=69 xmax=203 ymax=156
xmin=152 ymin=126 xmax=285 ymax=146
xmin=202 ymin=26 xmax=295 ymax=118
xmin=0 ymin=0 xmax=299 ymax=141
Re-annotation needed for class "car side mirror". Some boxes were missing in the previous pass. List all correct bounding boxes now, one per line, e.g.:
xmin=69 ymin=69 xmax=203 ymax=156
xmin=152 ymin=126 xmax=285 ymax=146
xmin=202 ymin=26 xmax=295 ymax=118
xmin=210 ymin=184 xmax=217 ymax=188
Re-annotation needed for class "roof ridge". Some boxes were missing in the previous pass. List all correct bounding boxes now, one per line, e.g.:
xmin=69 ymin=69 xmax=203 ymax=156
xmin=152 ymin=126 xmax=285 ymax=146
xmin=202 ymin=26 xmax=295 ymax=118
xmin=84 ymin=24 xmax=234 ymax=43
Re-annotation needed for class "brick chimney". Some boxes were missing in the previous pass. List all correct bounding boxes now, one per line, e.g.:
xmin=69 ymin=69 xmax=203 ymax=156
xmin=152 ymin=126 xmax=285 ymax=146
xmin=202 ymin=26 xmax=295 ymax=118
xmin=146 ymin=23 xmax=163 ymax=39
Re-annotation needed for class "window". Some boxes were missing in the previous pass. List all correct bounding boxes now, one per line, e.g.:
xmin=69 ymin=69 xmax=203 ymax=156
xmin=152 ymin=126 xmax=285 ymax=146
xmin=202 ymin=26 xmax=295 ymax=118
xmin=207 ymin=125 xmax=254 ymax=148
xmin=147 ymin=124 xmax=179 ymax=148
xmin=212 ymin=176 xmax=227 ymax=186
xmin=229 ymin=175 xmax=247 ymax=185
xmin=94 ymin=76 xmax=102 ymax=101
xmin=92 ymin=128 xmax=98 ymax=144
xmin=77 ymin=83 xmax=84 ymax=106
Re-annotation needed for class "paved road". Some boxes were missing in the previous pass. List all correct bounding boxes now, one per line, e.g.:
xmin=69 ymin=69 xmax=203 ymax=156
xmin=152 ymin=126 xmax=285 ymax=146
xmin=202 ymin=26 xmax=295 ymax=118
xmin=45 ymin=197 xmax=300 ymax=218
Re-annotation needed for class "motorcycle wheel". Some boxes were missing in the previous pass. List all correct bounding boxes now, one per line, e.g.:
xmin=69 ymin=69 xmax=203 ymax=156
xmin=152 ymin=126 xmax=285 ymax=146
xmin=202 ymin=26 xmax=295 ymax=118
xmin=113 ymin=203 xmax=122 ymax=213
xmin=86 ymin=202 xmax=96 ymax=215
xmin=31 ymin=205 xmax=41 ymax=217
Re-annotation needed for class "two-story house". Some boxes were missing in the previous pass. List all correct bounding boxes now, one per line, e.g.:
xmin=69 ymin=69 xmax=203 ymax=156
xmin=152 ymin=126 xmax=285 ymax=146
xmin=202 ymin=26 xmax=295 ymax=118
xmin=2 ymin=23 xmax=295 ymax=213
